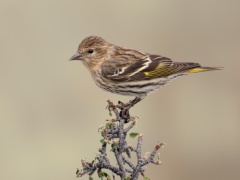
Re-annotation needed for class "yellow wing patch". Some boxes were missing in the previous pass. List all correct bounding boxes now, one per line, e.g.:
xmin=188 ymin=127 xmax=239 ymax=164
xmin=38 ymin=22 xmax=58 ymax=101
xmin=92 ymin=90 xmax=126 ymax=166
xmin=144 ymin=63 xmax=180 ymax=78
xmin=144 ymin=63 xmax=167 ymax=77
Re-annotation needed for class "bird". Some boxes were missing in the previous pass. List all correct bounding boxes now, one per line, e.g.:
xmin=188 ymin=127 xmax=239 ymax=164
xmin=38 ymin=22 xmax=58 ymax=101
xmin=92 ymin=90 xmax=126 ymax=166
xmin=70 ymin=36 xmax=222 ymax=116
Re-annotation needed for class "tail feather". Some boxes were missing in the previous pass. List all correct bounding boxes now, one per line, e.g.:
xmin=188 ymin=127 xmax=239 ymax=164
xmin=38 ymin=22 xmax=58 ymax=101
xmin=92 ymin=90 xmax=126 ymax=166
xmin=185 ymin=66 xmax=223 ymax=73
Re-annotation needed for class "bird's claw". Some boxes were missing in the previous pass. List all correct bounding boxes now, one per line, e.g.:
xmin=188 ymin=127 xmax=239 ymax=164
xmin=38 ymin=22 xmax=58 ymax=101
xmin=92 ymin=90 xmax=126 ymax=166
xmin=118 ymin=101 xmax=125 ymax=106
xmin=119 ymin=105 xmax=131 ymax=122
xmin=108 ymin=98 xmax=141 ymax=122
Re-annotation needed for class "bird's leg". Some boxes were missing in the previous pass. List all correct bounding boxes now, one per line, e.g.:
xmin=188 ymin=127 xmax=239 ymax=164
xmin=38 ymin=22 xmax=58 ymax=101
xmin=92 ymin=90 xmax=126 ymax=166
xmin=129 ymin=97 xmax=142 ymax=106
xmin=119 ymin=97 xmax=142 ymax=121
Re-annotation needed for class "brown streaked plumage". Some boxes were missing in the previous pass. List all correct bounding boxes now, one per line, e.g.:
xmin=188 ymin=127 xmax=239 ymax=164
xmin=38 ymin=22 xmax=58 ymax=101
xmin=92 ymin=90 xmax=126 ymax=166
xmin=70 ymin=36 xmax=223 ymax=105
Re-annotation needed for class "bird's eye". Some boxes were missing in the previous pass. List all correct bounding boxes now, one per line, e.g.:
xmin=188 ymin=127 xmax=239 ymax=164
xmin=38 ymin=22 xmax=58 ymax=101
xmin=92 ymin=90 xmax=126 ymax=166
xmin=88 ymin=49 xmax=94 ymax=54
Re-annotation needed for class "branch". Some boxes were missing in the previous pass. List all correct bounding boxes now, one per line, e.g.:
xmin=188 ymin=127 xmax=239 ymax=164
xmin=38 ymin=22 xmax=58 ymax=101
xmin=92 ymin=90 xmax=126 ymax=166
xmin=76 ymin=100 xmax=164 ymax=179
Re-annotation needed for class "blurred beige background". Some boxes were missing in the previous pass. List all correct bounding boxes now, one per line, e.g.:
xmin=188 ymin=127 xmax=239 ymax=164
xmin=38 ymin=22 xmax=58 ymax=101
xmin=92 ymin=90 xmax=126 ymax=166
xmin=0 ymin=0 xmax=240 ymax=180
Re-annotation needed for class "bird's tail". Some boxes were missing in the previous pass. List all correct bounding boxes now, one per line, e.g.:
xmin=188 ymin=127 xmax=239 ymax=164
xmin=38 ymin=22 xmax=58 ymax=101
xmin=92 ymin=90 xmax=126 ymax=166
xmin=185 ymin=66 xmax=223 ymax=73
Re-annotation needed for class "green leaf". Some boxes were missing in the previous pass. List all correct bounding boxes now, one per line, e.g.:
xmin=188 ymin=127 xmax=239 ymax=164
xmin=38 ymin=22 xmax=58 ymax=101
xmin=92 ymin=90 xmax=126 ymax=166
xmin=101 ymin=131 xmax=104 ymax=137
xmin=89 ymin=176 xmax=93 ymax=180
xmin=102 ymin=172 xmax=108 ymax=177
xmin=76 ymin=168 xmax=79 ymax=175
xmin=112 ymin=122 xmax=116 ymax=127
xmin=129 ymin=132 xmax=139 ymax=138
xmin=100 ymin=139 xmax=105 ymax=144
xmin=112 ymin=143 xmax=119 ymax=150
xmin=144 ymin=176 xmax=150 ymax=180
xmin=99 ymin=172 xmax=109 ymax=180
xmin=157 ymin=153 xmax=161 ymax=160
xmin=160 ymin=142 xmax=166 ymax=148
xmin=105 ymin=123 xmax=111 ymax=129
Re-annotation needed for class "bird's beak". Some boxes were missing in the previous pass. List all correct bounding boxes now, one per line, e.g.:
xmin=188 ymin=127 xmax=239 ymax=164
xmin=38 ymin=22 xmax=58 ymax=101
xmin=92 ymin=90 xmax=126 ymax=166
xmin=69 ymin=52 xmax=83 ymax=60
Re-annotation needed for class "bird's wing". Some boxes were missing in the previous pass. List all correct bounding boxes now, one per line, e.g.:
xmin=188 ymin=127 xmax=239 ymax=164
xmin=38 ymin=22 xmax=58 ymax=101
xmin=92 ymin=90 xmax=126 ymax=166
xmin=101 ymin=54 xmax=200 ymax=82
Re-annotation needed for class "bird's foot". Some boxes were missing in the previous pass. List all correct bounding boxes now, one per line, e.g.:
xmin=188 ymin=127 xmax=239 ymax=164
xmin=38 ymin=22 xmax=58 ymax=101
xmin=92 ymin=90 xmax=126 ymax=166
xmin=107 ymin=98 xmax=141 ymax=122
xmin=119 ymin=103 xmax=132 ymax=121
xmin=118 ymin=97 xmax=141 ymax=121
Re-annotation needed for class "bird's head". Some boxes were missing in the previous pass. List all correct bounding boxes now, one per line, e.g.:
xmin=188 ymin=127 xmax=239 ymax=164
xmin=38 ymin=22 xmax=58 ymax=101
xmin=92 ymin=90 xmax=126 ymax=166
xmin=70 ymin=36 xmax=112 ymax=69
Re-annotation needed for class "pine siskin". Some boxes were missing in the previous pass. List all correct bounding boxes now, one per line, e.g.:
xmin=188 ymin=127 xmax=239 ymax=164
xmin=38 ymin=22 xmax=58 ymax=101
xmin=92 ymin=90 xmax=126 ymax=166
xmin=70 ymin=36 xmax=222 ymax=107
